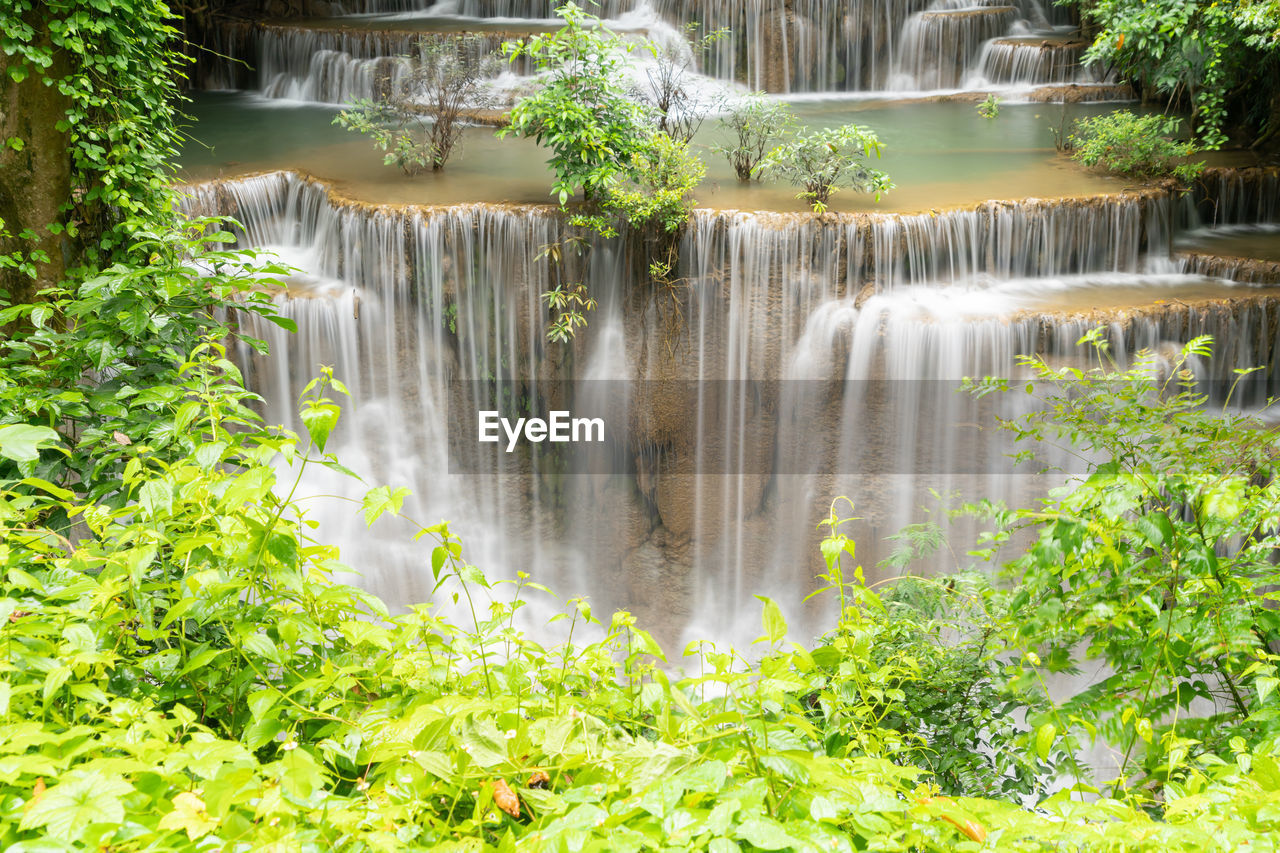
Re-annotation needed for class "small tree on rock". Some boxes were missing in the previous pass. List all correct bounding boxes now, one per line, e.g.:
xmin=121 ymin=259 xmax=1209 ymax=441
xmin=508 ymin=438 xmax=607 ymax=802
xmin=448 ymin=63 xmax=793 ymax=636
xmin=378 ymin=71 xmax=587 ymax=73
xmin=636 ymin=24 xmax=727 ymax=143
xmin=499 ymin=3 xmax=656 ymax=203
xmin=716 ymin=93 xmax=793 ymax=181
xmin=335 ymin=37 xmax=494 ymax=174
xmin=755 ymin=124 xmax=892 ymax=212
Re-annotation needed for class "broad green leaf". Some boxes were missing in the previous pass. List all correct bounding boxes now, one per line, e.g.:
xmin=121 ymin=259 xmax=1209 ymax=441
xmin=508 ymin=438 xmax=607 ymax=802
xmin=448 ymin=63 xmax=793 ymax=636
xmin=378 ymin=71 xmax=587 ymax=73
xmin=300 ymin=400 xmax=340 ymax=452
xmin=0 ymin=424 xmax=60 ymax=463
xmin=754 ymin=595 xmax=786 ymax=645
xmin=20 ymin=771 xmax=131 ymax=841
xmin=1035 ymin=723 xmax=1057 ymax=760
xmin=158 ymin=791 xmax=218 ymax=841
xmin=413 ymin=749 xmax=455 ymax=781
xmin=363 ymin=485 xmax=411 ymax=526
xmin=241 ymin=633 xmax=279 ymax=663
xmin=460 ymin=716 xmax=510 ymax=769
xmin=736 ymin=817 xmax=799 ymax=850
xmin=138 ymin=479 xmax=172 ymax=517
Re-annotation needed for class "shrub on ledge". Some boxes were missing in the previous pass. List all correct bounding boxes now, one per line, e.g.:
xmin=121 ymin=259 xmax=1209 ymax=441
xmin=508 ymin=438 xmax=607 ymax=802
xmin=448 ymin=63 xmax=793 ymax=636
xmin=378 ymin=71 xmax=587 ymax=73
xmin=1067 ymin=111 xmax=1205 ymax=182
xmin=755 ymin=124 xmax=893 ymax=213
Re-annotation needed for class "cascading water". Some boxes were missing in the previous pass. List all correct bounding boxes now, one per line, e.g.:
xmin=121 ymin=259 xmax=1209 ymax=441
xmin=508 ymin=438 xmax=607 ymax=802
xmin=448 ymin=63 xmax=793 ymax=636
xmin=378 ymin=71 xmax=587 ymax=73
xmin=893 ymin=4 xmax=1017 ymax=90
xmin=970 ymin=36 xmax=1096 ymax=86
xmin=182 ymin=169 xmax=1280 ymax=646
xmin=198 ymin=0 xmax=1109 ymax=99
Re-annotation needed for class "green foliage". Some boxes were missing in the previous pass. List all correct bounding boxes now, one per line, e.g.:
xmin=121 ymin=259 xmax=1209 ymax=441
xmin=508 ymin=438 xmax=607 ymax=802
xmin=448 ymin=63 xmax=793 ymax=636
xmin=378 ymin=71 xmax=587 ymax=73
xmin=5 ymin=270 xmax=1280 ymax=848
xmin=1067 ymin=111 xmax=1205 ymax=181
xmin=542 ymin=281 xmax=597 ymax=344
xmin=500 ymin=3 xmax=706 ymax=343
xmin=813 ymin=506 xmax=1050 ymax=798
xmin=0 ymin=224 xmax=294 ymax=504
xmin=977 ymin=94 xmax=1000 ymax=120
xmin=0 ymin=0 xmax=189 ymax=258
xmin=6 ymin=5 xmax=1280 ymax=845
xmin=1073 ymin=0 xmax=1280 ymax=146
xmin=755 ymin=124 xmax=893 ymax=212
xmin=601 ymin=133 xmax=705 ymax=235
xmin=334 ymin=39 xmax=493 ymax=174
xmin=500 ymin=3 xmax=657 ymax=205
xmin=716 ymin=93 xmax=795 ymax=182
xmin=970 ymin=334 xmax=1280 ymax=796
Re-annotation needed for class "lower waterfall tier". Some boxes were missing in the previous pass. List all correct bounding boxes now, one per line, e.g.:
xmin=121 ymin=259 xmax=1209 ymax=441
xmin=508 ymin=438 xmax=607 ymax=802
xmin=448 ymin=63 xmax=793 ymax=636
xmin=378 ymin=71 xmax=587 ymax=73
xmin=183 ymin=169 xmax=1280 ymax=645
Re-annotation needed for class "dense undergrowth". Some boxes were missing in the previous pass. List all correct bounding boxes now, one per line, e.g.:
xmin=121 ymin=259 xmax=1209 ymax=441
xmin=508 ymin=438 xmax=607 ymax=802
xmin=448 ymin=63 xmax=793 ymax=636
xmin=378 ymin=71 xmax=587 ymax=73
xmin=1 ymin=231 xmax=1280 ymax=850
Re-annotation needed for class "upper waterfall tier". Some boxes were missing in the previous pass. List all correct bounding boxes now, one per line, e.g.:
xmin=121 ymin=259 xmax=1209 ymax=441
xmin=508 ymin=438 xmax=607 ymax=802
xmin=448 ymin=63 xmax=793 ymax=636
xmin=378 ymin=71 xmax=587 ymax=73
xmin=181 ymin=167 xmax=1280 ymax=302
xmin=196 ymin=0 xmax=1109 ymax=97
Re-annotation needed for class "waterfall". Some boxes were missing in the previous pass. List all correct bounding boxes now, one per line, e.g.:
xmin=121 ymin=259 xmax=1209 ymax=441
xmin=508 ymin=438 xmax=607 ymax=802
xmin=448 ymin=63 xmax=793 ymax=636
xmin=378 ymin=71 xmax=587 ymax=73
xmin=249 ymin=25 xmax=523 ymax=103
xmin=1193 ymin=167 xmax=1280 ymax=227
xmin=257 ymin=28 xmax=420 ymax=103
xmin=893 ymin=5 xmax=1017 ymax=90
xmin=970 ymin=37 xmax=1096 ymax=86
xmin=195 ymin=0 xmax=1105 ymax=98
xmin=179 ymin=169 xmax=1280 ymax=645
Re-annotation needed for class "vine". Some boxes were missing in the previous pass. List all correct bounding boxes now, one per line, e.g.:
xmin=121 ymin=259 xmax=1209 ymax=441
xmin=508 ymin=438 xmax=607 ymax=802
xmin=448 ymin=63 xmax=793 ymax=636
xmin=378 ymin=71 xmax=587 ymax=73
xmin=1 ymin=0 xmax=188 ymax=265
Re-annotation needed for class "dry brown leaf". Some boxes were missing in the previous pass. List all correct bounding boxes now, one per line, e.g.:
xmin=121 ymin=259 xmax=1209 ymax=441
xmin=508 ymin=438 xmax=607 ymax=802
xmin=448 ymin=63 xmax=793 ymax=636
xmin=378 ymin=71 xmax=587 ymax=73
xmin=112 ymin=430 xmax=132 ymax=446
xmin=491 ymin=779 xmax=520 ymax=818
xmin=25 ymin=778 xmax=46 ymax=814
xmin=942 ymin=814 xmax=988 ymax=843
xmin=918 ymin=796 xmax=987 ymax=843
xmin=528 ymin=770 xmax=550 ymax=789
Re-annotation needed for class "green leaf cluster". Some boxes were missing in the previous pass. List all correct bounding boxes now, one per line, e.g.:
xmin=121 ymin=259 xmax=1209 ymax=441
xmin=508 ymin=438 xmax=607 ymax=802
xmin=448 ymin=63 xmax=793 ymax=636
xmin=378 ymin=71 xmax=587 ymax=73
xmin=715 ymin=93 xmax=796 ymax=182
xmin=500 ymin=3 xmax=659 ymax=207
xmin=755 ymin=124 xmax=894 ymax=212
xmin=1 ymin=1 xmax=192 ymax=258
xmin=1073 ymin=0 xmax=1280 ymax=147
xmin=334 ymin=37 xmax=495 ymax=174
xmin=3 ymin=253 xmax=1280 ymax=849
xmin=970 ymin=335 xmax=1280 ymax=797
xmin=1067 ymin=110 xmax=1205 ymax=182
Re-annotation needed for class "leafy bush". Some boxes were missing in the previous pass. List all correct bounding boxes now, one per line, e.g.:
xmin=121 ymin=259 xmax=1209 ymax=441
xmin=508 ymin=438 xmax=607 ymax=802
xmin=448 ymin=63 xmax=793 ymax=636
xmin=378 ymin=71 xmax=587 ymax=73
xmin=716 ymin=93 xmax=794 ymax=182
xmin=755 ymin=124 xmax=893 ymax=212
xmin=1 ymin=0 xmax=190 ymax=261
xmin=813 ymin=509 xmax=1049 ymax=799
xmin=335 ymin=39 xmax=494 ymax=173
xmin=1066 ymin=111 xmax=1205 ymax=182
xmin=500 ymin=3 xmax=656 ymax=204
xmin=5 ymin=289 xmax=1280 ymax=848
xmin=500 ymin=3 xmax=709 ymax=343
xmin=969 ymin=334 xmax=1280 ymax=795
xmin=977 ymin=94 xmax=1000 ymax=120
xmin=1075 ymin=0 xmax=1280 ymax=147
xmin=602 ymin=133 xmax=705 ymax=235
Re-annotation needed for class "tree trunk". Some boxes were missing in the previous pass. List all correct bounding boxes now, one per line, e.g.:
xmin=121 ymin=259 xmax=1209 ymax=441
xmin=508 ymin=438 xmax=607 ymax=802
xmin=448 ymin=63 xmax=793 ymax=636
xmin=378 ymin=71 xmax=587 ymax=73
xmin=0 ymin=6 xmax=72 ymax=305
